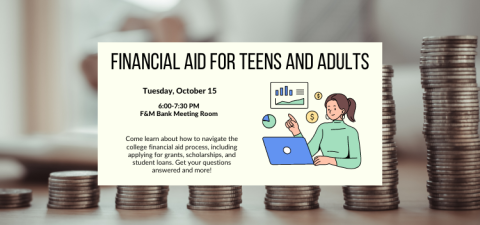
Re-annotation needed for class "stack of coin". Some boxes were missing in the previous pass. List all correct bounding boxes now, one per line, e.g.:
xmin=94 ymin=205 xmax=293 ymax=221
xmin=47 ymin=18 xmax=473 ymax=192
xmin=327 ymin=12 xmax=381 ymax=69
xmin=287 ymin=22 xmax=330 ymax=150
xmin=0 ymin=189 xmax=32 ymax=208
xmin=47 ymin=171 xmax=99 ymax=209
xmin=342 ymin=65 xmax=400 ymax=211
xmin=115 ymin=186 xmax=169 ymax=210
xmin=420 ymin=35 xmax=480 ymax=210
xmin=187 ymin=186 xmax=242 ymax=210
xmin=264 ymin=186 xmax=320 ymax=210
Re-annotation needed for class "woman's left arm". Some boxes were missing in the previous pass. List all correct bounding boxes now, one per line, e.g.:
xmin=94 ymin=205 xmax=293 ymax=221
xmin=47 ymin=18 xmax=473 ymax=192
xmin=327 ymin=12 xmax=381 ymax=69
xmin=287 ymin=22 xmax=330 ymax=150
xmin=336 ymin=129 xmax=361 ymax=169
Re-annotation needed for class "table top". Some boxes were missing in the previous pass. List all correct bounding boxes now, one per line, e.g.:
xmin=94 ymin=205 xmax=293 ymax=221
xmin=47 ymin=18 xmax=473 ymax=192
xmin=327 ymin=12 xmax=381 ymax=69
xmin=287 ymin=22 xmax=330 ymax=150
xmin=0 ymin=159 xmax=479 ymax=225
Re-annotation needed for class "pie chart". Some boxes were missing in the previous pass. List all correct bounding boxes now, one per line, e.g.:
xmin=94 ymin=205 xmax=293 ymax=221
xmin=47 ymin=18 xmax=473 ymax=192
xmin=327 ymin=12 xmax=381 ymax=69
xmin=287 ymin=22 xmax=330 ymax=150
xmin=262 ymin=114 xmax=276 ymax=128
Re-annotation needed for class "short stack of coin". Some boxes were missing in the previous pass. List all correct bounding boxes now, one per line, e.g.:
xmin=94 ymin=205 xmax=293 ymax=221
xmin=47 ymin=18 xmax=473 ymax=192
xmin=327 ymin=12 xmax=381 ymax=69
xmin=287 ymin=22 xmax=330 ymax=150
xmin=115 ymin=186 xmax=169 ymax=210
xmin=187 ymin=186 xmax=242 ymax=210
xmin=264 ymin=186 xmax=320 ymax=210
xmin=47 ymin=171 xmax=99 ymax=209
xmin=0 ymin=189 xmax=32 ymax=208
xmin=420 ymin=35 xmax=480 ymax=210
xmin=342 ymin=65 xmax=400 ymax=211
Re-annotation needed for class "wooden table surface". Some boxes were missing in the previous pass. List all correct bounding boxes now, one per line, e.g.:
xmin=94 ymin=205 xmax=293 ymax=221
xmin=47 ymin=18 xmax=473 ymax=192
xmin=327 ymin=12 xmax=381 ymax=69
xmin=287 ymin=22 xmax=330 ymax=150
xmin=0 ymin=159 xmax=479 ymax=225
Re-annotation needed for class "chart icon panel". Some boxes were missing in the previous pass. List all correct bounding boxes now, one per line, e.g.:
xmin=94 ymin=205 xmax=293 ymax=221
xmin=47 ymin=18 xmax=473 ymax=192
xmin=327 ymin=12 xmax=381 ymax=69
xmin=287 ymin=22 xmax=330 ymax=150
xmin=270 ymin=82 xmax=308 ymax=109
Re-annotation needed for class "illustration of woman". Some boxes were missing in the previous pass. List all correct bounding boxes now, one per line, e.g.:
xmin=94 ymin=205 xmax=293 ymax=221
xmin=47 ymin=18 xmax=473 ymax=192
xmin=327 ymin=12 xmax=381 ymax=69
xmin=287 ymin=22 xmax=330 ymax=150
xmin=285 ymin=93 xmax=361 ymax=169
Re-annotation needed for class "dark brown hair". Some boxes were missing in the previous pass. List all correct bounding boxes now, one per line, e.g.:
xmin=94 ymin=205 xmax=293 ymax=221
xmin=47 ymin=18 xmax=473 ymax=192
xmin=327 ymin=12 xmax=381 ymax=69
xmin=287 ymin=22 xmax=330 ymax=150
xmin=324 ymin=93 xmax=356 ymax=122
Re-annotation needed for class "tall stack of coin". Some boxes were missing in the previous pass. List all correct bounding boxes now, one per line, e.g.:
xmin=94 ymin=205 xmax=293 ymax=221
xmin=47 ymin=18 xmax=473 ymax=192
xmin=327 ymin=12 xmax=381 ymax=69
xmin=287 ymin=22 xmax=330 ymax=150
xmin=0 ymin=189 xmax=32 ymax=208
xmin=115 ymin=186 xmax=169 ymax=210
xmin=264 ymin=186 xmax=320 ymax=210
xmin=47 ymin=171 xmax=99 ymax=209
xmin=342 ymin=65 xmax=400 ymax=211
xmin=187 ymin=186 xmax=242 ymax=210
xmin=420 ymin=35 xmax=480 ymax=210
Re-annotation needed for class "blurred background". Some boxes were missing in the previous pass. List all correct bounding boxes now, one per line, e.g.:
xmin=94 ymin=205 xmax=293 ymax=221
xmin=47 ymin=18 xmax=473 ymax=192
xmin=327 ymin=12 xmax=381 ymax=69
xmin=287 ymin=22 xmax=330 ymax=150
xmin=1 ymin=0 xmax=480 ymax=181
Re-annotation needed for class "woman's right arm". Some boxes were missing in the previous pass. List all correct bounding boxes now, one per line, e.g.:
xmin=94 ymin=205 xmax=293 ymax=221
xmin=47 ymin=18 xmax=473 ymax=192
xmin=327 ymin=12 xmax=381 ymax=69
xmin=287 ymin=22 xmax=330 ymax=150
xmin=296 ymin=126 xmax=323 ymax=156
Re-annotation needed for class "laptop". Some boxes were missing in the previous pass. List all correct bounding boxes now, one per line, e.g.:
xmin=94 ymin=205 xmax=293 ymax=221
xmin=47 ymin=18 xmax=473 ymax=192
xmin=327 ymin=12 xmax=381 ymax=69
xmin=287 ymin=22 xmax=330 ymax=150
xmin=262 ymin=137 xmax=314 ymax=165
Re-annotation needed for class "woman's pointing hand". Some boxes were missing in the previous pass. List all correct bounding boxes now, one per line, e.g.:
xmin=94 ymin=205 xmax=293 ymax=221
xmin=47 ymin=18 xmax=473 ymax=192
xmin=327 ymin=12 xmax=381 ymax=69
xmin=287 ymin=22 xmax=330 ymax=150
xmin=285 ymin=114 xmax=300 ymax=136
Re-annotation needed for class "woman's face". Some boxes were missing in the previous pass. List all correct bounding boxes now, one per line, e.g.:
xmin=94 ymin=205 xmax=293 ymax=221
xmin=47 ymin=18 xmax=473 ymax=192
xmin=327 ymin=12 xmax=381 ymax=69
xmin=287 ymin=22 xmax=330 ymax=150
xmin=326 ymin=100 xmax=345 ymax=120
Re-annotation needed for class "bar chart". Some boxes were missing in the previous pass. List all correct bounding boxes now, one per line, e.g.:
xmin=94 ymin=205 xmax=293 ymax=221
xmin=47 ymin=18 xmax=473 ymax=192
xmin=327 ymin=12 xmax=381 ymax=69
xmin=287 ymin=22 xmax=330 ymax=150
xmin=270 ymin=82 xmax=308 ymax=109
xmin=275 ymin=86 xmax=294 ymax=96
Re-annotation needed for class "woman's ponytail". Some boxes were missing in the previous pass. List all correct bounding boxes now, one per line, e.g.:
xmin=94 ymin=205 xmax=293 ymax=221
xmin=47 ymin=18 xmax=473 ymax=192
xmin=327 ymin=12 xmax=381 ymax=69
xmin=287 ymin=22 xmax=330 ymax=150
xmin=346 ymin=98 xmax=356 ymax=122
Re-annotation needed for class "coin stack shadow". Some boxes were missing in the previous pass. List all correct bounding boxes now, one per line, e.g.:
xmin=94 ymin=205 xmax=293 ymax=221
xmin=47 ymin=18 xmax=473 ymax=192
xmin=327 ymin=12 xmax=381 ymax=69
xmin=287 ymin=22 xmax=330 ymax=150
xmin=342 ymin=65 xmax=400 ymax=211
xmin=420 ymin=35 xmax=480 ymax=210
xmin=264 ymin=186 xmax=320 ymax=210
xmin=47 ymin=171 xmax=99 ymax=209
xmin=187 ymin=186 xmax=242 ymax=210
xmin=115 ymin=186 xmax=169 ymax=210
xmin=0 ymin=189 xmax=32 ymax=208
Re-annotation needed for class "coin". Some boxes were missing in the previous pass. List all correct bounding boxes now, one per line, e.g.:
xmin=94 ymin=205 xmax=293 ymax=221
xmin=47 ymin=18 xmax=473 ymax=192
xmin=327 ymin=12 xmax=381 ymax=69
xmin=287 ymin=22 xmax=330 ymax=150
xmin=48 ymin=200 xmax=99 ymax=206
xmin=116 ymin=196 xmax=167 ymax=202
xmin=116 ymin=200 xmax=167 ymax=206
xmin=49 ymin=188 xmax=99 ymax=195
xmin=343 ymin=190 xmax=398 ymax=195
xmin=264 ymin=197 xmax=318 ymax=203
xmin=49 ymin=186 xmax=98 ymax=191
xmin=423 ymin=83 xmax=478 ymax=89
xmin=427 ymin=183 xmax=480 ymax=190
xmin=264 ymin=201 xmax=317 ymax=207
xmin=430 ymin=204 xmax=480 ymax=210
xmin=49 ymin=196 xmax=99 ymax=202
xmin=422 ymin=44 xmax=477 ymax=48
xmin=427 ymin=156 xmax=480 ymax=162
xmin=0 ymin=189 xmax=32 ymax=197
xmin=117 ymin=203 xmax=168 ymax=210
xmin=49 ymin=182 xmax=98 ymax=187
xmin=345 ymin=200 xmax=400 ymax=207
xmin=382 ymin=143 xmax=396 ymax=148
xmin=343 ymin=193 xmax=398 ymax=199
xmin=50 ymin=171 xmax=98 ymax=180
xmin=0 ymin=188 xmax=32 ymax=209
xmin=343 ymin=186 xmax=394 ymax=191
xmin=382 ymin=111 xmax=395 ymax=116
xmin=115 ymin=185 xmax=170 ymax=210
xmin=267 ymin=190 xmax=320 ymax=195
xmin=189 ymin=186 xmax=240 ymax=190
xmin=48 ymin=203 xmax=98 ymax=209
xmin=428 ymin=169 xmax=480 ymax=175
xmin=421 ymin=52 xmax=477 ymax=56
xmin=116 ymin=193 xmax=168 ymax=199
xmin=187 ymin=204 xmax=240 ymax=210
xmin=343 ymin=204 xmax=398 ymax=211
xmin=428 ymin=196 xmax=480 ymax=203
xmin=118 ymin=189 xmax=170 ymax=195
xmin=190 ymin=190 xmax=241 ymax=195
xmin=383 ymin=115 xmax=396 ymax=120
xmin=266 ymin=194 xmax=320 ymax=199
xmin=306 ymin=111 xmax=318 ymax=123
xmin=382 ymin=69 xmax=394 ymax=73
xmin=427 ymin=188 xmax=480 ymax=195
xmin=423 ymin=35 xmax=478 ymax=41
xmin=314 ymin=92 xmax=322 ymax=100
xmin=48 ymin=178 xmax=97 ymax=183
xmin=429 ymin=200 xmax=480 ymax=207
xmin=422 ymin=78 xmax=477 ymax=83
xmin=421 ymin=48 xmax=477 ymax=53
xmin=266 ymin=186 xmax=320 ymax=191
xmin=266 ymin=203 xmax=319 ymax=211
xmin=191 ymin=201 xmax=242 ymax=206
xmin=189 ymin=197 xmax=242 ymax=202
xmin=117 ymin=186 xmax=169 ymax=191
xmin=422 ymin=77 xmax=477 ymax=82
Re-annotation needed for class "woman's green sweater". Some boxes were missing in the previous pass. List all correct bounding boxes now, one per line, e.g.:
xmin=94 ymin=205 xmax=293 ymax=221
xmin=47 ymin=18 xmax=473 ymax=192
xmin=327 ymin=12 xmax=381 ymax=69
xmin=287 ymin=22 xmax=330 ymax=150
xmin=295 ymin=120 xmax=361 ymax=169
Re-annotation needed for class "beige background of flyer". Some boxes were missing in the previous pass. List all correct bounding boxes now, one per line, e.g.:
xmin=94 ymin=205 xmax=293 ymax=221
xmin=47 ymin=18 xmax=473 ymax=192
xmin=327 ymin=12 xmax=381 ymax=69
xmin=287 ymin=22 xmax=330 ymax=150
xmin=98 ymin=42 xmax=382 ymax=185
